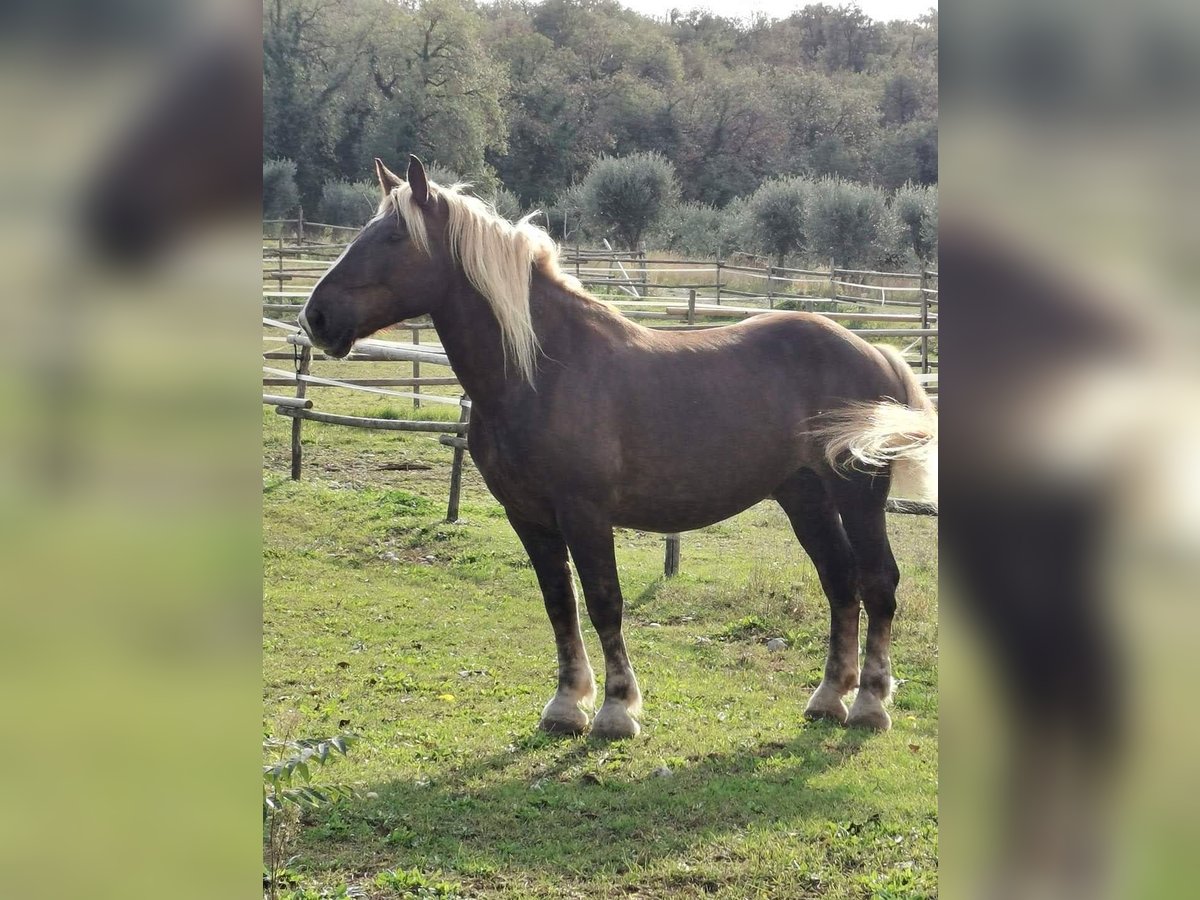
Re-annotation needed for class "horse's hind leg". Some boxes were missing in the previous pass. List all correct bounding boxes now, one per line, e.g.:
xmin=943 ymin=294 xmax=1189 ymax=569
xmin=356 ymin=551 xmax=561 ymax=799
xmin=507 ymin=513 xmax=596 ymax=735
xmin=831 ymin=473 xmax=900 ymax=731
xmin=773 ymin=469 xmax=860 ymax=725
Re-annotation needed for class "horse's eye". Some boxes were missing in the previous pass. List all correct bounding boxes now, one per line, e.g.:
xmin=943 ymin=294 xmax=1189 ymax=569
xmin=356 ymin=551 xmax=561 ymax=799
xmin=387 ymin=230 xmax=406 ymax=243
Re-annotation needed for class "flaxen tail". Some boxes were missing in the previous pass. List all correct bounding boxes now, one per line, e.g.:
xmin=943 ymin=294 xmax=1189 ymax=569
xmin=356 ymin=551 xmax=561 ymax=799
xmin=815 ymin=344 xmax=938 ymax=505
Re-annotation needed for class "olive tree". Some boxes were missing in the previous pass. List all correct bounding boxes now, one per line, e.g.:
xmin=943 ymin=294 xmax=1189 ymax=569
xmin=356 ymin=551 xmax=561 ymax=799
xmin=745 ymin=177 xmax=811 ymax=266
xmin=807 ymin=177 xmax=901 ymax=268
xmin=580 ymin=152 xmax=680 ymax=250
xmin=316 ymin=179 xmax=377 ymax=226
xmin=892 ymin=182 xmax=937 ymax=262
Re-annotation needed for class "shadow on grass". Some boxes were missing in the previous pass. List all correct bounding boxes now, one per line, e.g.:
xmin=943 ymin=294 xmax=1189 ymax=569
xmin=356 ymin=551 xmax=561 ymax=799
xmin=298 ymin=723 xmax=879 ymax=881
xmin=630 ymin=576 xmax=668 ymax=609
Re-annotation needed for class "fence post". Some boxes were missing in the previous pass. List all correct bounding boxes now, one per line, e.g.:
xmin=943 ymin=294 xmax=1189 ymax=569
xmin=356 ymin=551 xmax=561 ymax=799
xmin=664 ymin=533 xmax=681 ymax=577
xmin=919 ymin=269 xmax=930 ymax=374
xmin=687 ymin=289 xmax=696 ymax=326
xmin=411 ymin=326 xmax=421 ymax=409
xmin=290 ymin=345 xmax=311 ymax=480
xmin=828 ymin=257 xmax=835 ymax=299
xmin=445 ymin=397 xmax=471 ymax=523
xmin=715 ymin=259 xmax=723 ymax=306
xmin=638 ymin=243 xmax=649 ymax=298
xmin=766 ymin=265 xmax=775 ymax=309
xmin=296 ymin=206 xmax=304 ymax=247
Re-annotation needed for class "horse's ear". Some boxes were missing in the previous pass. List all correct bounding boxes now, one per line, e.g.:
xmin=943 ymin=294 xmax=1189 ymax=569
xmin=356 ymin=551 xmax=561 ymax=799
xmin=374 ymin=158 xmax=403 ymax=196
xmin=407 ymin=154 xmax=430 ymax=208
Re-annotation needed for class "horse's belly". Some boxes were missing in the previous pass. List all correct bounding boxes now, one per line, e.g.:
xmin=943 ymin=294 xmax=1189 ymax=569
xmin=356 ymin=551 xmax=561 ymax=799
xmin=610 ymin=456 xmax=803 ymax=533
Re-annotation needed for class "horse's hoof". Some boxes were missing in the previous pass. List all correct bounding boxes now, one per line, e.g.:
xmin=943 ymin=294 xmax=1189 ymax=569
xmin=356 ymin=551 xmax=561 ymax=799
xmin=590 ymin=703 xmax=641 ymax=740
xmin=804 ymin=682 xmax=850 ymax=725
xmin=539 ymin=696 xmax=589 ymax=736
xmin=846 ymin=691 xmax=892 ymax=731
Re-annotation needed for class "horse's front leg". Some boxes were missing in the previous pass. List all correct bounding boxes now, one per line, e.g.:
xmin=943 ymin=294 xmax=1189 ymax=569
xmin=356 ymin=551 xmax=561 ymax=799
xmin=508 ymin=513 xmax=596 ymax=735
xmin=558 ymin=506 xmax=642 ymax=739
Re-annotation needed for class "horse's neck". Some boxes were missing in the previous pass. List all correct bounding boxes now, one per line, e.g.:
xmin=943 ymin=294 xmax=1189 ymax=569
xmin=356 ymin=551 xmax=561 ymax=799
xmin=430 ymin=269 xmax=617 ymax=411
xmin=429 ymin=275 xmax=511 ymax=409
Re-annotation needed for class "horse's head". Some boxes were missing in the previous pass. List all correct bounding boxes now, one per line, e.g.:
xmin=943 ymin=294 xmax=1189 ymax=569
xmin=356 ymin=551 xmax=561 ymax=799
xmin=300 ymin=155 xmax=450 ymax=358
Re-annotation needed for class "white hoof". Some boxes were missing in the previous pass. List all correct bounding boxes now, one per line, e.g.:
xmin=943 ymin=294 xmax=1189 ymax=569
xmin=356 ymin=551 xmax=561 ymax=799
xmin=804 ymin=681 xmax=850 ymax=725
xmin=539 ymin=694 xmax=589 ymax=735
xmin=846 ymin=690 xmax=892 ymax=731
xmin=590 ymin=702 xmax=641 ymax=740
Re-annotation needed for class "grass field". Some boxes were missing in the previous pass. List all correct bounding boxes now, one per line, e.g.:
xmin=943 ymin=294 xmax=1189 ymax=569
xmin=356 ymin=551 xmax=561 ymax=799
xmin=263 ymin=378 xmax=938 ymax=899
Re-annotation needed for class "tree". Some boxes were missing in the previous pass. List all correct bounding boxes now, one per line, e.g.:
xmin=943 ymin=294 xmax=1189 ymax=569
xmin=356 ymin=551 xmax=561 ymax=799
xmin=580 ymin=153 xmax=680 ymax=249
xmin=823 ymin=4 xmax=883 ymax=73
xmin=263 ymin=158 xmax=300 ymax=218
xmin=669 ymin=67 xmax=779 ymax=204
xmin=317 ymin=179 xmax=377 ymax=227
xmin=357 ymin=0 xmax=508 ymax=180
xmin=870 ymin=120 xmax=937 ymax=190
xmin=651 ymin=201 xmax=724 ymax=257
xmin=892 ymin=182 xmax=937 ymax=261
xmin=263 ymin=0 xmax=937 ymax=230
xmin=263 ymin=0 xmax=361 ymax=206
xmin=745 ymin=177 xmax=811 ymax=266
xmin=807 ymin=177 xmax=900 ymax=268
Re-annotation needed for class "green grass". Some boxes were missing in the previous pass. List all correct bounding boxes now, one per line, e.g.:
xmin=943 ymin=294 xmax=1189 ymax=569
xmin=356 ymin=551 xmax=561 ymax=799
xmin=264 ymin=385 xmax=938 ymax=899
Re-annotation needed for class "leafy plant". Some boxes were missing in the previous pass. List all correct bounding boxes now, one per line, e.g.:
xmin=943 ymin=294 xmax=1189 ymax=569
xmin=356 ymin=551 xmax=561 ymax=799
xmin=264 ymin=731 xmax=360 ymax=899
xmin=374 ymin=867 xmax=463 ymax=898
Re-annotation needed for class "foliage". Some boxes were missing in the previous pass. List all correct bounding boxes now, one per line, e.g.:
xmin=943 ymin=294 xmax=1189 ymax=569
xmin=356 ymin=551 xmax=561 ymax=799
xmin=580 ymin=152 xmax=680 ymax=249
xmin=264 ymin=158 xmax=301 ymax=218
xmin=264 ymin=732 xmax=360 ymax=899
xmin=265 ymin=1 xmax=938 ymax=208
xmin=374 ymin=868 xmax=463 ymax=897
xmin=543 ymin=184 xmax=586 ymax=242
xmin=488 ymin=186 xmax=523 ymax=222
xmin=649 ymin=201 xmax=724 ymax=257
xmin=807 ymin=177 xmax=902 ymax=268
xmin=871 ymin=120 xmax=938 ymax=190
xmin=745 ymin=177 xmax=811 ymax=266
xmin=893 ymin=182 xmax=938 ymax=262
xmin=317 ymin=180 xmax=378 ymax=227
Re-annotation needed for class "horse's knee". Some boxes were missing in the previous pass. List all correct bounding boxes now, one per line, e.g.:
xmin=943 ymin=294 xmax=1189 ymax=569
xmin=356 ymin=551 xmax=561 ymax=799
xmin=860 ymin=569 xmax=898 ymax=619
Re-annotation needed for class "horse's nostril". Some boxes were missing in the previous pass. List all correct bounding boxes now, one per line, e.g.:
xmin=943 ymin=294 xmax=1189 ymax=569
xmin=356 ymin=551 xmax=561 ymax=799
xmin=306 ymin=307 xmax=325 ymax=333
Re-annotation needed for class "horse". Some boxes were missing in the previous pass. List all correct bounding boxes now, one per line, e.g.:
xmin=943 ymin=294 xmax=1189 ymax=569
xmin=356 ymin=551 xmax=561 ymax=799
xmin=299 ymin=155 xmax=938 ymax=739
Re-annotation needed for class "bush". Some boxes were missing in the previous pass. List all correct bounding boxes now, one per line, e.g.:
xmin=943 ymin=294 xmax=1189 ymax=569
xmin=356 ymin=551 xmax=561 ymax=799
xmin=806 ymin=177 xmax=901 ymax=268
xmin=717 ymin=195 xmax=754 ymax=258
xmin=544 ymin=184 xmax=586 ymax=242
xmin=893 ymin=182 xmax=937 ymax=262
xmin=489 ymin=186 xmax=523 ymax=222
xmin=264 ymin=158 xmax=300 ymax=219
xmin=745 ymin=177 xmax=811 ymax=266
xmin=424 ymin=162 xmax=466 ymax=187
xmin=317 ymin=179 xmax=378 ymax=227
xmin=581 ymin=152 xmax=681 ymax=250
xmin=650 ymin=201 xmax=723 ymax=256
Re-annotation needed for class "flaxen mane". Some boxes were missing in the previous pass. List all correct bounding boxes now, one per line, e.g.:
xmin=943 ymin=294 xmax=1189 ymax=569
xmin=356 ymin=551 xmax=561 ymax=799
xmin=378 ymin=181 xmax=583 ymax=383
